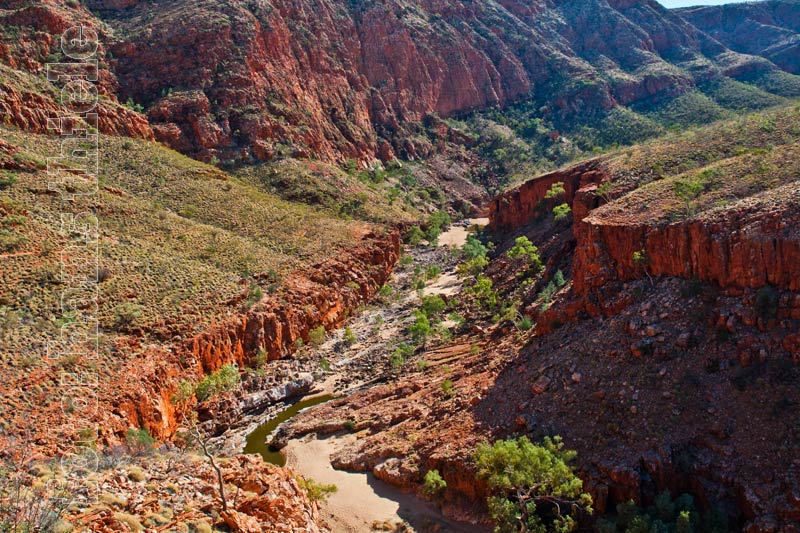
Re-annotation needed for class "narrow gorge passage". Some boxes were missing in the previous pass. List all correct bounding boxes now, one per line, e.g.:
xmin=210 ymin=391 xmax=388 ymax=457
xmin=241 ymin=220 xmax=490 ymax=532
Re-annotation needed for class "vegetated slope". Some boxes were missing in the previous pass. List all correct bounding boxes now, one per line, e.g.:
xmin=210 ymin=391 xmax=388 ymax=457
xmin=0 ymin=115 xmax=411 ymax=451
xmin=678 ymin=0 xmax=800 ymax=75
xmin=7 ymin=0 xmax=797 ymax=168
xmin=281 ymin=104 xmax=800 ymax=531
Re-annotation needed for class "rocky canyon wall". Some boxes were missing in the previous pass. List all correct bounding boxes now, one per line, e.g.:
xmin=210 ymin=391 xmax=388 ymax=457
xmin=86 ymin=0 xmax=794 ymax=165
xmin=572 ymin=196 xmax=800 ymax=294
xmin=110 ymin=229 xmax=400 ymax=441
xmin=490 ymin=162 xmax=800 ymax=298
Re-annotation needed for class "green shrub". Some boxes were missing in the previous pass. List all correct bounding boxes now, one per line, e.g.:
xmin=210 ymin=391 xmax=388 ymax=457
xmin=674 ymin=177 xmax=706 ymax=217
xmin=425 ymin=210 xmax=452 ymax=246
xmin=423 ymin=469 xmax=447 ymax=497
xmin=298 ymin=478 xmax=337 ymax=502
xmin=425 ymin=265 xmax=441 ymax=280
xmin=539 ymin=281 xmax=558 ymax=307
xmin=458 ymin=255 xmax=489 ymax=277
xmin=389 ymin=350 xmax=405 ymax=368
xmin=466 ymin=275 xmax=498 ymax=309
xmin=406 ymin=226 xmax=425 ymax=246
xmin=440 ymin=379 xmax=455 ymax=397
xmin=343 ymin=326 xmax=356 ymax=345
xmin=596 ymin=490 xmax=730 ymax=533
xmin=126 ymin=428 xmax=156 ymax=455
xmin=553 ymin=203 xmax=571 ymax=221
xmin=596 ymin=181 xmax=616 ymax=202
xmin=125 ymin=98 xmax=145 ymax=114
xmin=378 ymin=284 xmax=394 ymax=298
xmin=474 ymin=436 xmax=592 ymax=532
xmin=545 ymin=182 xmax=566 ymax=199
xmin=113 ymin=303 xmax=143 ymax=329
xmin=518 ymin=316 xmax=533 ymax=331
xmin=0 ymin=171 xmax=17 ymax=190
xmin=408 ymin=310 xmax=432 ymax=345
xmin=308 ymin=325 xmax=326 ymax=346
xmin=194 ymin=364 xmax=240 ymax=401
xmin=0 ymin=227 xmax=25 ymax=251
xmin=421 ymin=294 xmax=446 ymax=320
xmin=463 ymin=235 xmax=488 ymax=260
xmin=246 ymin=284 xmax=263 ymax=308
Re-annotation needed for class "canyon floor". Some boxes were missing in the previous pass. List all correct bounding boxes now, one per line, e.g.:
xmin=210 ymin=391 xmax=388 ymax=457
xmin=227 ymin=221 xmax=489 ymax=532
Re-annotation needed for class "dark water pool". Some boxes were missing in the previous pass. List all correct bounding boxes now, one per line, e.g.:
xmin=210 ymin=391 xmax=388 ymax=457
xmin=243 ymin=394 xmax=335 ymax=466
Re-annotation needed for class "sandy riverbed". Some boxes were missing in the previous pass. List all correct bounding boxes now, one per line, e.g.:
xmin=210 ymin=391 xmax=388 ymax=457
xmin=276 ymin=220 xmax=492 ymax=532
xmin=285 ymin=434 xmax=488 ymax=532
xmin=437 ymin=218 xmax=489 ymax=248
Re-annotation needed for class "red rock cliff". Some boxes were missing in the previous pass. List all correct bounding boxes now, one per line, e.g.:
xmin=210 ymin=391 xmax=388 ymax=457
xmin=89 ymin=0 xmax=791 ymax=165
xmin=490 ymin=162 xmax=800 ymax=296
xmin=110 ymin=229 xmax=401 ymax=441
xmin=572 ymin=194 xmax=800 ymax=294
xmin=488 ymin=159 xmax=608 ymax=232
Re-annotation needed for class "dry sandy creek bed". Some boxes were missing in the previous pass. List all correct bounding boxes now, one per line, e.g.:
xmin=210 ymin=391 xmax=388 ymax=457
xmin=219 ymin=220 xmax=489 ymax=532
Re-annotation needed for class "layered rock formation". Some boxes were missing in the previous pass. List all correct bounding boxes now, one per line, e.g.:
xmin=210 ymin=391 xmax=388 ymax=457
xmin=0 ymin=0 xmax=154 ymax=139
xmin=573 ymin=186 xmax=800 ymax=294
xmin=60 ymin=0 xmax=798 ymax=165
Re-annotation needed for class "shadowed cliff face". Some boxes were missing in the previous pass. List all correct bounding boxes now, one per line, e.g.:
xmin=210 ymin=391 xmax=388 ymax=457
xmin=64 ymin=0 xmax=794 ymax=165
xmin=678 ymin=0 xmax=800 ymax=75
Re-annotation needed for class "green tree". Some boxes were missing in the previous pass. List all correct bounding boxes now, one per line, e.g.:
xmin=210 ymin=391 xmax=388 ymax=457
xmin=458 ymin=255 xmax=490 ymax=277
xmin=466 ymin=275 xmax=498 ymax=309
xmin=632 ymin=249 xmax=653 ymax=284
xmin=408 ymin=310 xmax=432 ymax=345
xmin=423 ymin=469 xmax=447 ymax=497
xmin=463 ymin=235 xmax=488 ymax=260
xmin=507 ymin=237 xmax=544 ymax=273
xmin=553 ymin=203 xmax=571 ymax=221
xmin=406 ymin=226 xmax=425 ymax=246
xmin=421 ymin=294 xmax=446 ymax=320
xmin=545 ymin=182 xmax=566 ymax=199
xmin=673 ymin=178 xmax=705 ymax=217
xmin=474 ymin=436 xmax=592 ymax=533
xmin=194 ymin=364 xmax=240 ymax=401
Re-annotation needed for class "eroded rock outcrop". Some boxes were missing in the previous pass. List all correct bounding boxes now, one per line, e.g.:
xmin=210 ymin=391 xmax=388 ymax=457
xmin=0 ymin=0 xmax=154 ymax=140
xmin=112 ymin=229 xmax=400 ymax=441
xmin=573 ymin=189 xmax=800 ymax=294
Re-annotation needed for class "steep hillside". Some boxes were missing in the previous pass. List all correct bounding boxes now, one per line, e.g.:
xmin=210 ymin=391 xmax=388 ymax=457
xmin=679 ymin=0 xmax=800 ymax=75
xmin=5 ymin=0 xmax=799 ymax=168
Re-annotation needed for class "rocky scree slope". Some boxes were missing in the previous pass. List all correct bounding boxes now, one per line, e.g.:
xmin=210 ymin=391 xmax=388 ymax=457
xmin=14 ymin=0 xmax=797 ymax=166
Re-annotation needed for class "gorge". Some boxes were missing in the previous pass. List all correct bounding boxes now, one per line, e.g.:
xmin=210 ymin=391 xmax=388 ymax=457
xmin=1 ymin=0 xmax=800 ymax=532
